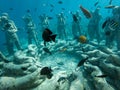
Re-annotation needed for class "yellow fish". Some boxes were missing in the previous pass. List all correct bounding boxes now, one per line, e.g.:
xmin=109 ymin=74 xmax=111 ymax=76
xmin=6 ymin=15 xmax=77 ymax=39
xmin=79 ymin=35 xmax=87 ymax=44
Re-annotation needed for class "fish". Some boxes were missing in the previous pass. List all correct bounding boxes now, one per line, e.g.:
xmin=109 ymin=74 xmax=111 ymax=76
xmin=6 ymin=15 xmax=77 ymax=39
xmin=9 ymin=8 xmax=13 ymax=11
xmin=21 ymin=67 xmax=27 ymax=70
xmin=78 ymin=35 xmax=87 ymax=44
xmin=109 ymin=20 xmax=119 ymax=28
xmin=61 ymin=8 xmax=65 ymax=10
xmin=50 ymin=9 xmax=53 ymax=12
xmin=102 ymin=19 xmax=109 ymax=29
xmin=42 ymin=28 xmax=57 ymax=46
xmin=58 ymin=1 xmax=63 ymax=4
xmin=77 ymin=57 xmax=89 ymax=67
xmin=26 ymin=9 xmax=30 ymax=13
xmin=103 ymin=19 xmax=119 ymax=31
xmin=48 ymin=16 xmax=53 ymax=20
xmin=109 ymin=0 xmax=112 ymax=5
xmin=94 ymin=1 xmax=99 ymax=6
xmin=50 ymin=4 xmax=54 ymax=7
xmin=80 ymin=5 xmax=92 ymax=19
xmin=43 ymin=47 xmax=52 ymax=55
xmin=102 ymin=18 xmax=119 ymax=29
xmin=72 ymin=14 xmax=78 ymax=22
xmin=105 ymin=5 xmax=115 ymax=9
xmin=40 ymin=67 xmax=53 ymax=79
xmin=95 ymin=74 xmax=108 ymax=78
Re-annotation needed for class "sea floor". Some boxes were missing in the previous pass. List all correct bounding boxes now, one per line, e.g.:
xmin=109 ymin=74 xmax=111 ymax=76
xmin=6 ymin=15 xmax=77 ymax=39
xmin=0 ymin=39 xmax=120 ymax=90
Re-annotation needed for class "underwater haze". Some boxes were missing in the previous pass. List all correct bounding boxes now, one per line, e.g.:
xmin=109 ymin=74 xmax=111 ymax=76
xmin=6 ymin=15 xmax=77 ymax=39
xmin=0 ymin=0 xmax=120 ymax=90
xmin=0 ymin=0 xmax=120 ymax=52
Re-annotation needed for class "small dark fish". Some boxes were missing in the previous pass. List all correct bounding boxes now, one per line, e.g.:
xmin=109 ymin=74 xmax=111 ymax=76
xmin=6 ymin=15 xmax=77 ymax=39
xmin=61 ymin=8 xmax=65 ymax=10
xmin=50 ymin=4 xmax=54 ymax=7
xmin=102 ymin=20 xmax=109 ymax=29
xmin=9 ymin=8 xmax=13 ymax=11
xmin=95 ymin=74 xmax=108 ymax=78
xmin=109 ymin=0 xmax=112 ymax=5
xmin=72 ymin=14 xmax=78 ymax=22
xmin=21 ymin=67 xmax=27 ymax=70
xmin=58 ymin=1 xmax=63 ymax=4
xmin=40 ymin=67 xmax=52 ymax=75
xmin=26 ymin=9 xmax=30 ymax=13
xmin=40 ymin=67 xmax=53 ymax=79
xmin=48 ymin=16 xmax=53 ymax=20
xmin=43 ymin=47 xmax=52 ymax=55
xmin=42 ymin=28 xmax=57 ymax=46
xmin=94 ymin=1 xmax=99 ymax=6
xmin=50 ymin=9 xmax=53 ymax=12
xmin=77 ymin=57 xmax=89 ymax=67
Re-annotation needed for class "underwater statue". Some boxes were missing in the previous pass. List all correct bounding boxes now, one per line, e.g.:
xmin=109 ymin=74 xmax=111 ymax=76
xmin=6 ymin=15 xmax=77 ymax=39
xmin=0 ymin=13 xmax=22 ymax=55
xmin=22 ymin=14 xmax=39 ymax=47
xmin=87 ymin=8 xmax=101 ymax=44
xmin=56 ymin=12 xmax=67 ymax=40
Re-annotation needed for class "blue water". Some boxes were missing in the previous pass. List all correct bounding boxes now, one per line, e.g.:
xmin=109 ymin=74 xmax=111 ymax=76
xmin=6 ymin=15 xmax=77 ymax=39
xmin=0 ymin=0 xmax=120 ymax=90
xmin=0 ymin=0 xmax=119 ymax=52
